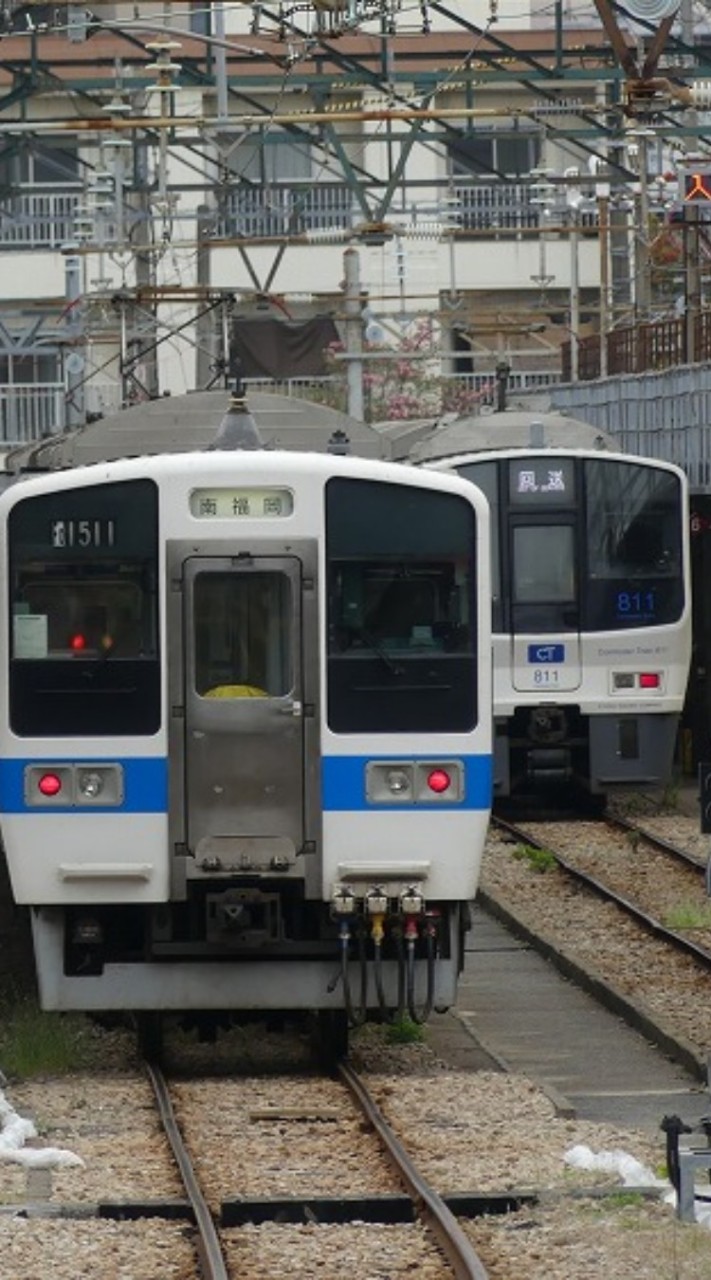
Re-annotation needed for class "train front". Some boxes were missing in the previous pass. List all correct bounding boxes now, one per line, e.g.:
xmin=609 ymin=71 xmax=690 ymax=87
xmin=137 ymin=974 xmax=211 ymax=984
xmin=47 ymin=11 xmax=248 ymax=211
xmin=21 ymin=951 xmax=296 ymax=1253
xmin=0 ymin=452 xmax=492 ymax=1037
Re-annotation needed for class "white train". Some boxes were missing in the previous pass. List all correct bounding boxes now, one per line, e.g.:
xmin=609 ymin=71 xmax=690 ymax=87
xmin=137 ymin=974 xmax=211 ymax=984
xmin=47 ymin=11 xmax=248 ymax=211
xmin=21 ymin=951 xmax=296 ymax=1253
xmin=427 ymin=439 xmax=691 ymax=799
xmin=0 ymin=445 xmax=492 ymax=1049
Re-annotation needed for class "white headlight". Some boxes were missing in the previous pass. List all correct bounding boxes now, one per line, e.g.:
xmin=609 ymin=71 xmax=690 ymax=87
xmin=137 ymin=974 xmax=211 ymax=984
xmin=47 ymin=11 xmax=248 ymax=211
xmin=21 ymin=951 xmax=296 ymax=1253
xmin=78 ymin=771 xmax=104 ymax=799
xmin=387 ymin=769 xmax=410 ymax=795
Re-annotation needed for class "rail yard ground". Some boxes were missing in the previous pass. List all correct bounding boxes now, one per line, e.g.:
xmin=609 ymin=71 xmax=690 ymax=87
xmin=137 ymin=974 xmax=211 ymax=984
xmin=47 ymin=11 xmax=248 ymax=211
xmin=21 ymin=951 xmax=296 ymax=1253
xmin=3 ymin=781 xmax=711 ymax=1276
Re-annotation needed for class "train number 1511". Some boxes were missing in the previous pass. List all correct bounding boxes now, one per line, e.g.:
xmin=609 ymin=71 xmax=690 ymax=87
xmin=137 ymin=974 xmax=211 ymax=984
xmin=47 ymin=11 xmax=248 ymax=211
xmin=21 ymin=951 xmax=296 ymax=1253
xmin=50 ymin=519 xmax=116 ymax=549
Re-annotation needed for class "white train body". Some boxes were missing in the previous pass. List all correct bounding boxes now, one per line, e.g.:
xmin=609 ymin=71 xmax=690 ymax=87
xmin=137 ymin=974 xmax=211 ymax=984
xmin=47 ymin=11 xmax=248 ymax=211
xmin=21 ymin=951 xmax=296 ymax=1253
xmin=0 ymin=450 xmax=491 ymax=1023
xmin=428 ymin=447 xmax=691 ymax=797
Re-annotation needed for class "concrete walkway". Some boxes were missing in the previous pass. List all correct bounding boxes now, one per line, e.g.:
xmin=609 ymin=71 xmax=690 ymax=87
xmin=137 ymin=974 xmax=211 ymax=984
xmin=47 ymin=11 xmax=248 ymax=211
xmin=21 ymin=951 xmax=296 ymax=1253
xmin=453 ymin=905 xmax=709 ymax=1136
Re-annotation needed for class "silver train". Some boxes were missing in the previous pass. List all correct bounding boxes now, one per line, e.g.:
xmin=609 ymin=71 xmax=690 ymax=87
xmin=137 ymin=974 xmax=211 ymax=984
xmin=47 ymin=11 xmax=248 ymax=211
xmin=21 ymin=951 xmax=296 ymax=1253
xmin=424 ymin=421 xmax=692 ymax=800
xmin=0 ymin=409 xmax=492 ymax=1050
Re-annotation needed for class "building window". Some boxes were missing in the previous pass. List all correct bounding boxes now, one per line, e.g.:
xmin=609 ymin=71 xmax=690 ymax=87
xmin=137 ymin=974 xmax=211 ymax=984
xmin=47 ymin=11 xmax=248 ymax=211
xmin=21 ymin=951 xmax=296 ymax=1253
xmin=224 ymin=131 xmax=312 ymax=183
xmin=0 ymin=352 xmax=60 ymax=384
xmin=448 ymin=130 xmax=540 ymax=179
xmin=0 ymin=139 xmax=79 ymax=188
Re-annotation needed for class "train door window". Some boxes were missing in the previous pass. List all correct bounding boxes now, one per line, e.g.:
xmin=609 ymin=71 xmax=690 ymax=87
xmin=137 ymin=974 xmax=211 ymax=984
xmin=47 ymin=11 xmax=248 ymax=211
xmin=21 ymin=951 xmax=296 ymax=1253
xmin=326 ymin=477 xmax=478 ymax=733
xmin=455 ymin=461 xmax=501 ymax=630
xmin=512 ymin=526 xmax=575 ymax=603
xmin=193 ymin=571 xmax=292 ymax=698
xmin=584 ymin=459 xmax=684 ymax=629
xmin=8 ymin=479 xmax=160 ymax=736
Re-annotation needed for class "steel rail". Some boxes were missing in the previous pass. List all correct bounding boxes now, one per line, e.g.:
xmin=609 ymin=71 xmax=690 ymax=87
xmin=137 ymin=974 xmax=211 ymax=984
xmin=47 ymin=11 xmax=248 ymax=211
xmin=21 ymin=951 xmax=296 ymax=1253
xmin=339 ymin=1060 xmax=490 ymax=1280
xmin=144 ymin=1059 xmax=230 ymax=1280
xmin=492 ymin=814 xmax=711 ymax=972
xmin=604 ymin=809 xmax=706 ymax=872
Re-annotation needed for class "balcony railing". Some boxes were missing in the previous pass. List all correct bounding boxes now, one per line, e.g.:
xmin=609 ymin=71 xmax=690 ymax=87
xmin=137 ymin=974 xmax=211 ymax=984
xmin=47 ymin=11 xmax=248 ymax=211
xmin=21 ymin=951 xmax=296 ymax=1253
xmin=0 ymin=180 xmax=599 ymax=248
xmin=217 ymin=179 xmax=599 ymax=240
xmin=0 ymin=187 xmax=82 ymax=249
xmin=220 ymin=184 xmax=353 ymax=239
xmin=0 ymin=383 xmax=64 ymax=444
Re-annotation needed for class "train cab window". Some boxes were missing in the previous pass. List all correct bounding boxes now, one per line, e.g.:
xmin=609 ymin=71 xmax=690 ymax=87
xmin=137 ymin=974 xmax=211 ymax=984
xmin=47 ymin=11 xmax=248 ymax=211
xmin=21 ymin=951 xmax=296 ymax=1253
xmin=326 ymin=477 xmax=478 ymax=733
xmin=193 ymin=571 xmax=292 ymax=698
xmin=584 ymin=460 xmax=684 ymax=629
xmin=8 ymin=479 xmax=160 ymax=736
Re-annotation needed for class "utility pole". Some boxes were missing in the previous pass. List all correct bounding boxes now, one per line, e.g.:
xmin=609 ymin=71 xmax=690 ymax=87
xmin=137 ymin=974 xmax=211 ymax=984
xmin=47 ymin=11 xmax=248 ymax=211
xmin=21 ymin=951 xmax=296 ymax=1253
xmin=634 ymin=130 xmax=652 ymax=319
xmin=569 ymin=211 xmax=580 ymax=383
xmin=685 ymin=205 xmax=701 ymax=362
xmin=63 ymin=249 xmax=85 ymax=429
xmin=131 ymin=137 xmax=159 ymax=400
xmin=343 ymin=247 xmax=365 ymax=421
xmin=196 ymin=206 xmax=214 ymax=388
xmin=598 ymin=192 xmax=610 ymax=377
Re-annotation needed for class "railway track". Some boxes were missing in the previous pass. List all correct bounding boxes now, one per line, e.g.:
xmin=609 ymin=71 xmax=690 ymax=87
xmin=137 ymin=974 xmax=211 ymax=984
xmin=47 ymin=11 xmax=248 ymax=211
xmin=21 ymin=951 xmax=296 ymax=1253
xmin=484 ymin=808 xmax=711 ymax=1077
xmin=492 ymin=811 xmax=711 ymax=968
xmin=145 ymin=1056 xmax=492 ymax=1280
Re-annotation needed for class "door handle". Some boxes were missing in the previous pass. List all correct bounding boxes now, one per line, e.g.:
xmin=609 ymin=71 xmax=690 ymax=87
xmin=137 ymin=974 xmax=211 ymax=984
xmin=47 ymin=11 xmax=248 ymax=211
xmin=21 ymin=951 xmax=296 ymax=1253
xmin=281 ymin=699 xmax=303 ymax=717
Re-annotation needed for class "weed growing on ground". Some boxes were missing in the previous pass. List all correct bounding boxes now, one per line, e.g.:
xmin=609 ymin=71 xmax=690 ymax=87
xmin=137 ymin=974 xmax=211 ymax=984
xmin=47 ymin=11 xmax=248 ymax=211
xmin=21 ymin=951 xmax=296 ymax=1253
xmin=664 ymin=902 xmax=711 ymax=931
xmin=385 ymin=1015 xmax=425 ymax=1045
xmin=511 ymin=843 xmax=557 ymax=873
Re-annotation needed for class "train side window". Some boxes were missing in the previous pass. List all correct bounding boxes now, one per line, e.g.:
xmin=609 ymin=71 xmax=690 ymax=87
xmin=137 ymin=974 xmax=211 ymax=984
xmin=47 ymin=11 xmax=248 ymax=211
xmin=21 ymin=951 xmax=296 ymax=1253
xmin=193 ymin=571 xmax=291 ymax=698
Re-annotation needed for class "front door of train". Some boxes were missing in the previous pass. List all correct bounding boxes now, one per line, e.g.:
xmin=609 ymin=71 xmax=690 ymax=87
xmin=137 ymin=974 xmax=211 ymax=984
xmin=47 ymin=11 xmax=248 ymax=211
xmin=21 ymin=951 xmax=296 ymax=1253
xmin=183 ymin=556 xmax=305 ymax=864
xmin=509 ymin=515 xmax=582 ymax=693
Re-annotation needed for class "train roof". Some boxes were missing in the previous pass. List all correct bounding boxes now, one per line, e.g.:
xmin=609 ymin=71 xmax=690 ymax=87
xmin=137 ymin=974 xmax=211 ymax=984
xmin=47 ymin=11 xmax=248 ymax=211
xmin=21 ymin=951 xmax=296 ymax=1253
xmin=4 ymin=391 xmax=387 ymax=474
xmin=407 ymin=409 xmax=616 ymax=463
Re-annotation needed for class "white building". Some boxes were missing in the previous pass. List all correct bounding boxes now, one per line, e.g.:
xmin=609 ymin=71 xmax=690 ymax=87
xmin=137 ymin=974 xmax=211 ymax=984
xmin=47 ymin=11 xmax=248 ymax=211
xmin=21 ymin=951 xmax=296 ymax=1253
xmin=0 ymin=0 xmax=691 ymax=436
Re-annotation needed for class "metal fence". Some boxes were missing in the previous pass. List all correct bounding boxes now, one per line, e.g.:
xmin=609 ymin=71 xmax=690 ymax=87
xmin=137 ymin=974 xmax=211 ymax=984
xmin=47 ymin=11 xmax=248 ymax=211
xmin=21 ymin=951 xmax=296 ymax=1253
xmin=563 ymin=314 xmax=711 ymax=382
xmin=544 ymin=364 xmax=711 ymax=492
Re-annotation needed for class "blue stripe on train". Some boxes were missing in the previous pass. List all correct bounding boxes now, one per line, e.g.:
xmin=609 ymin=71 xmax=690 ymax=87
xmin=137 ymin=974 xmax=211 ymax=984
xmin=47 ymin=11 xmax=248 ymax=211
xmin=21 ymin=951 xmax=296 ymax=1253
xmin=321 ymin=754 xmax=493 ymax=811
xmin=0 ymin=753 xmax=493 ymax=814
xmin=0 ymin=757 xmax=169 ymax=814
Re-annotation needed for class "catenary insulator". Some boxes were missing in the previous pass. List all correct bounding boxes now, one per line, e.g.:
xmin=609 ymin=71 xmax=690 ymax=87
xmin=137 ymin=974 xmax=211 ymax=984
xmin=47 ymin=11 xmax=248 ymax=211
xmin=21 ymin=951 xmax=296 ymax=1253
xmin=690 ymin=82 xmax=711 ymax=109
xmin=622 ymin=0 xmax=678 ymax=17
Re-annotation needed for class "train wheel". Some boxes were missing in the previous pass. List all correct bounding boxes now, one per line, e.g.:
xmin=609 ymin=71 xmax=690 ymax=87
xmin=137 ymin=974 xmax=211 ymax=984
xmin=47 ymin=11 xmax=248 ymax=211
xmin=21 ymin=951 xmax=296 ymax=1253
xmin=135 ymin=1012 xmax=164 ymax=1063
xmin=310 ymin=1010 xmax=349 ymax=1071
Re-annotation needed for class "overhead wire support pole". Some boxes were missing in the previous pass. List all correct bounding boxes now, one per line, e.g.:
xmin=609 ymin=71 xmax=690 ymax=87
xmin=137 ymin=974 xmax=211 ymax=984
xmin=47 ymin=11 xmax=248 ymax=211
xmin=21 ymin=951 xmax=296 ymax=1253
xmin=213 ymin=2 xmax=229 ymax=128
xmin=343 ymin=247 xmax=365 ymax=422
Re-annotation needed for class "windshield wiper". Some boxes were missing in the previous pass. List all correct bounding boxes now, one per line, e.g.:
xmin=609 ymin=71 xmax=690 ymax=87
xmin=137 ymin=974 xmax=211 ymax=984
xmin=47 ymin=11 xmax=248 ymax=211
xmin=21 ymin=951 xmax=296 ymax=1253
xmin=351 ymin=628 xmax=404 ymax=676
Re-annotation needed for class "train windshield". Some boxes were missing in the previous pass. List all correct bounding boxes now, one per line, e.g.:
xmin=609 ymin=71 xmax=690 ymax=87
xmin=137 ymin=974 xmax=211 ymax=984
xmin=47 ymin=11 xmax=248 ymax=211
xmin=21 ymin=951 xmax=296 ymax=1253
xmin=326 ymin=478 xmax=478 ymax=732
xmin=7 ymin=478 xmax=160 ymax=736
xmin=584 ymin=459 xmax=684 ymax=629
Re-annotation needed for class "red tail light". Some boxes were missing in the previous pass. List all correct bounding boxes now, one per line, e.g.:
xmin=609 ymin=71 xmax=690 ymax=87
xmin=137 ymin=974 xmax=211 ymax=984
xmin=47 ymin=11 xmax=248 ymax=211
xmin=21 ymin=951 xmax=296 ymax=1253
xmin=427 ymin=768 xmax=451 ymax=794
xmin=38 ymin=773 xmax=62 ymax=797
